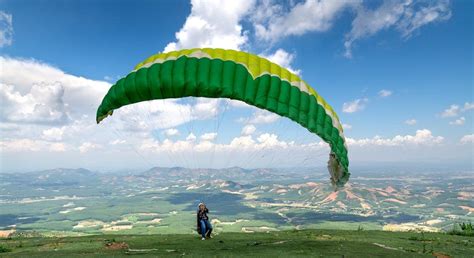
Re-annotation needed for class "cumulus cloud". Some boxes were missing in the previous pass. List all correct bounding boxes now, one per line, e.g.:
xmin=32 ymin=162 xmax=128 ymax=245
xmin=262 ymin=48 xmax=301 ymax=75
xmin=256 ymin=133 xmax=290 ymax=148
xmin=193 ymin=98 xmax=220 ymax=117
xmin=378 ymin=89 xmax=392 ymax=98
xmin=441 ymin=104 xmax=460 ymax=117
xmin=342 ymin=98 xmax=368 ymax=113
xmin=0 ymin=83 xmax=69 ymax=124
xmin=226 ymin=99 xmax=252 ymax=108
xmin=0 ymin=57 xmax=109 ymax=124
xmin=140 ymin=133 xmax=297 ymax=154
xmin=241 ymin=124 xmax=256 ymax=135
xmin=0 ymin=138 xmax=68 ymax=152
xmin=114 ymin=98 xmax=221 ymax=131
xmin=346 ymin=129 xmax=443 ymax=146
xmin=0 ymin=139 xmax=42 ymax=152
xmin=116 ymin=101 xmax=185 ymax=132
xmin=42 ymin=127 xmax=65 ymax=141
xmin=449 ymin=117 xmax=465 ymax=126
xmin=0 ymin=11 xmax=13 ymax=47
xmin=344 ymin=0 xmax=451 ymax=58
xmin=200 ymin=132 xmax=218 ymax=141
xmin=135 ymin=132 xmax=334 ymax=169
xmin=404 ymin=119 xmax=417 ymax=125
xmin=79 ymin=142 xmax=102 ymax=153
xmin=186 ymin=133 xmax=197 ymax=142
xmin=109 ymin=139 xmax=126 ymax=145
xmin=253 ymin=0 xmax=355 ymax=42
xmin=164 ymin=0 xmax=255 ymax=52
xmin=246 ymin=110 xmax=280 ymax=124
xmin=460 ymin=134 xmax=474 ymax=144
xmin=49 ymin=143 xmax=66 ymax=152
xmin=462 ymin=102 xmax=474 ymax=111
xmin=250 ymin=0 xmax=451 ymax=58
xmin=440 ymin=102 xmax=473 ymax=123
xmin=164 ymin=128 xmax=180 ymax=137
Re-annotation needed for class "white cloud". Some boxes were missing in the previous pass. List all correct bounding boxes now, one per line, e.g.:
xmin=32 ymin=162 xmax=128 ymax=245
xmin=186 ymin=133 xmax=197 ymax=142
xmin=346 ymin=129 xmax=443 ymax=146
xmin=194 ymin=140 xmax=215 ymax=152
xmin=256 ymin=133 xmax=289 ymax=148
xmin=193 ymin=98 xmax=220 ymax=118
xmin=135 ymin=133 xmax=334 ymax=170
xmin=342 ymin=123 xmax=352 ymax=130
xmin=252 ymin=0 xmax=451 ymax=58
xmin=0 ymin=138 xmax=68 ymax=152
xmin=405 ymin=119 xmax=417 ymax=125
xmin=396 ymin=0 xmax=452 ymax=38
xmin=42 ymin=127 xmax=65 ymax=141
xmin=344 ymin=0 xmax=451 ymax=58
xmin=226 ymin=99 xmax=252 ymax=108
xmin=140 ymin=133 xmax=297 ymax=155
xmin=0 ymin=11 xmax=13 ymax=47
xmin=460 ymin=134 xmax=474 ymax=144
xmin=253 ymin=0 xmax=355 ymax=42
xmin=200 ymin=132 xmax=218 ymax=141
xmin=1 ymin=82 xmax=69 ymax=124
xmin=79 ymin=142 xmax=102 ymax=153
xmin=228 ymin=135 xmax=256 ymax=149
xmin=449 ymin=117 xmax=465 ymax=126
xmin=164 ymin=128 xmax=180 ymax=137
xmin=49 ymin=143 xmax=66 ymax=152
xmin=114 ymin=98 xmax=221 ymax=131
xmin=440 ymin=104 xmax=460 ymax=118
xmin=0 ymin=57 xmax=109 ymax=125
xmin=246 ymin=110 xmax=280 ymax=124
xmin=440 ymin=102 xmax=473 ymax=121
xmin=109 ymin=139 xmax=126 ymax=145
xmin=262 ymin=48 xmax=301 ymax=75
xmin=0 ymin=139 xmax=42 ymax=152
xmin=378 ymin=89 xmax=392 ymax=98
xmin=462 ymin=102 xmax=474 ymax=111
xmin=164 ymin=0 xmax=255 ymax=52
xmin=241 ymin=124 xmax=256 ymax=135
xmin=342 ymin=98 xmax=368 ymax=113
xmin=8 ymin=116 xmax=94 ymax=147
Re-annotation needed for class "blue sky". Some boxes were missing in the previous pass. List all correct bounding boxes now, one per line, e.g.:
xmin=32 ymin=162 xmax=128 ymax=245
xmin=0 ymin=0 xmax=472 ymax=172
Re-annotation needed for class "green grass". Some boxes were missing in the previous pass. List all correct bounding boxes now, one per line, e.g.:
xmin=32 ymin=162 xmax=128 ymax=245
xmin=0 ymin=229 xmax=472 ymax=257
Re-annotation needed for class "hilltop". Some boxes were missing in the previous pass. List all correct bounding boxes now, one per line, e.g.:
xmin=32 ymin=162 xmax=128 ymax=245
xmin=0 ymin=229 xmax=473 ymax=257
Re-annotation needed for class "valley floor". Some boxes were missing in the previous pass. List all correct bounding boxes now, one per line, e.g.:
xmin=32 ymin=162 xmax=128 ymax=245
xmin=0 ymin=229 xmax=473 ymax=257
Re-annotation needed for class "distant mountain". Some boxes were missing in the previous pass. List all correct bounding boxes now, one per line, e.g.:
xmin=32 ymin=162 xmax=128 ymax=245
xmin=0 ymin=168 xmax=97 ymax=187
xmin=136 ymin=166 xmax=292 ymax=183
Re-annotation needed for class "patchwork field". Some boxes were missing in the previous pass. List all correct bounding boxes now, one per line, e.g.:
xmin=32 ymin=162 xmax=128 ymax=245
xmin=1 ymin=167 xmax=472 ymax=240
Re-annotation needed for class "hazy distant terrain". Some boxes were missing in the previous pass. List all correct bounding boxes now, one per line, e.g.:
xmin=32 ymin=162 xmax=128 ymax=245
xmin=0 ymin=167 xmax=473 ymax=236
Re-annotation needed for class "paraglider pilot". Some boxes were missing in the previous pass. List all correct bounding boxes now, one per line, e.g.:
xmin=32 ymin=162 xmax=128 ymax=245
xmin=197 ymin=202 xmax=212 ymax=240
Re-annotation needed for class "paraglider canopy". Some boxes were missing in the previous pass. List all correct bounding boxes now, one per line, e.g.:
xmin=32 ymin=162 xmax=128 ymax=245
xmin=96 ymin=48 xmax=350 ymax=188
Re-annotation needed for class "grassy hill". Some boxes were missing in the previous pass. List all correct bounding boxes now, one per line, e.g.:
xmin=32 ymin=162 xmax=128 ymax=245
xmin=1 ymin=229 xmax=473 ymax=257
